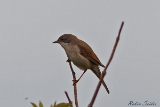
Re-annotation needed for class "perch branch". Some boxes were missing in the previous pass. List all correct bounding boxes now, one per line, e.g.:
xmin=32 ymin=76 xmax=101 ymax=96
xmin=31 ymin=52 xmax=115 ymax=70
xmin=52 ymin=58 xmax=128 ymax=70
xmin=68 ymin=61 xmax=79 ymax=107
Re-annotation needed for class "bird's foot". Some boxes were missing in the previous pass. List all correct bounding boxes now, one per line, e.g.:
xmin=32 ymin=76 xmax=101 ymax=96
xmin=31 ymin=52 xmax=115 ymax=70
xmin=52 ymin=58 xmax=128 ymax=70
xmin=66 ymin=59 xmax=71 ymax=62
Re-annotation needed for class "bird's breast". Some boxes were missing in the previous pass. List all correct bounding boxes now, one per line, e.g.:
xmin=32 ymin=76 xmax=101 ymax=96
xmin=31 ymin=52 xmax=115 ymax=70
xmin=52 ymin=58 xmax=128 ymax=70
xmin=60 ymin=43 xmax=91 ymax=70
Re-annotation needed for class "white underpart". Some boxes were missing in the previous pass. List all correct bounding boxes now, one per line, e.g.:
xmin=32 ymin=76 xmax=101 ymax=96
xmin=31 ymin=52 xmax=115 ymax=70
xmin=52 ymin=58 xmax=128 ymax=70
xmin=59 ymin=42 xmax=91 ymax=70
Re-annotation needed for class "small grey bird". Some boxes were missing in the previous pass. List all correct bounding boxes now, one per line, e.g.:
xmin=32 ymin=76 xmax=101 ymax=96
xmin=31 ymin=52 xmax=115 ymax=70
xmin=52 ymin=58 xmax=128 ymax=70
xmin=53 ymin=34 xmax=109 ymax=94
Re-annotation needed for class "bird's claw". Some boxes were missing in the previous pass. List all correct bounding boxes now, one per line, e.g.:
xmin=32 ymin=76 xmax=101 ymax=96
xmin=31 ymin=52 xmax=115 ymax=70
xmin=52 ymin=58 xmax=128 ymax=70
xmin=66 ymin=59 xmax=71 ymax=62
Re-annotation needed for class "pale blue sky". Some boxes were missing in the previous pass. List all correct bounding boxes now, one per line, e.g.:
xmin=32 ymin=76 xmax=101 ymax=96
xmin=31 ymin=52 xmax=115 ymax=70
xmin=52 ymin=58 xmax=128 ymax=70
xmin=0 ymin=1 xmax=160 ymax=107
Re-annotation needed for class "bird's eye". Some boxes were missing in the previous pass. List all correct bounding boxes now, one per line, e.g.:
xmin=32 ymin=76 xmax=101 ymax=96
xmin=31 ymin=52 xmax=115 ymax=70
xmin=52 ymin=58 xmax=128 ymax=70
xmin=61 ymin=38 xmax=64 ymax=40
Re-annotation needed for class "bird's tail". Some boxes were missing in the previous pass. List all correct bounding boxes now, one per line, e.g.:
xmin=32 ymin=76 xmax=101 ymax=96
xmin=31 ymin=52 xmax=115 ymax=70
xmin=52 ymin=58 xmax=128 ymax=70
xmin=91 ymin=67 xmax=110 ymax=94
xmin=101 ymin=79 xmax=110 ymax=94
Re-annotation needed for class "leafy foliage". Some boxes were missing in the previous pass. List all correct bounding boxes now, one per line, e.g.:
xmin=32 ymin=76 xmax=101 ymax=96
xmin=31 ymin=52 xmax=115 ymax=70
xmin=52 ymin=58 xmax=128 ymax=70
xmin=30 ymin=101 xmax=72 ymax=107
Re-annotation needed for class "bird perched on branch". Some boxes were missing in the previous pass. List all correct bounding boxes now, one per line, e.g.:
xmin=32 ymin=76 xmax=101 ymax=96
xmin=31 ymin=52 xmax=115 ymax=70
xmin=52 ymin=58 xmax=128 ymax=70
xmin=53 ymin=34 xmax=109 ymax=94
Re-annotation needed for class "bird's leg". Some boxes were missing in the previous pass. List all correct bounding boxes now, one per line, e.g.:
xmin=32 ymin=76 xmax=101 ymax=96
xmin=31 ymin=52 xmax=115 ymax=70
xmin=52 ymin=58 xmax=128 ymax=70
xmin=73 ymin=70 xmax=87 ymax=85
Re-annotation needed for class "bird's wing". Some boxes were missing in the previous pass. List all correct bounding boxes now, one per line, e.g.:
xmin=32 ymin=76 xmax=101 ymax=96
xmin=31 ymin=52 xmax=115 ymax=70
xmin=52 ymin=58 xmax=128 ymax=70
xmin=77 ymin=40 xmax=105 ymax=67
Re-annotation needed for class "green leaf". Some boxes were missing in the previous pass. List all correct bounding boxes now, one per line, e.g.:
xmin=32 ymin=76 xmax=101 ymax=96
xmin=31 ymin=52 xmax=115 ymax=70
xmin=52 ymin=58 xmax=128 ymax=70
xmin=39 ymin=101 xmax=43 ymax=107
xmin=54 ymin=103 xmax=72 ymax=107
xmin=30 ymin=102 xmax=38 ymax=107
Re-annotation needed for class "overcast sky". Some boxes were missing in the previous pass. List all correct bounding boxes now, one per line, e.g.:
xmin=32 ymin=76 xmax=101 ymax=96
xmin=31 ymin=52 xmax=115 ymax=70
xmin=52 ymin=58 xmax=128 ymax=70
xmin=0 ymin=1 xmax=160 ymax=107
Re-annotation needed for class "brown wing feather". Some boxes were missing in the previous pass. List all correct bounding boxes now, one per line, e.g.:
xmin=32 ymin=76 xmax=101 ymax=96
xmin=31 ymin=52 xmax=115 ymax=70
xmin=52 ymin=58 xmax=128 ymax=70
xmin=77 ymin=39 xmax=105 ymax=67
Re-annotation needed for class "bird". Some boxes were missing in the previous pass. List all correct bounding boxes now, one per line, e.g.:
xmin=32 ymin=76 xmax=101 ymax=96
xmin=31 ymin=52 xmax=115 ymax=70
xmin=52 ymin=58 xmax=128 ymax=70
xmin=53 ymin=34 xmax=109 ymax=94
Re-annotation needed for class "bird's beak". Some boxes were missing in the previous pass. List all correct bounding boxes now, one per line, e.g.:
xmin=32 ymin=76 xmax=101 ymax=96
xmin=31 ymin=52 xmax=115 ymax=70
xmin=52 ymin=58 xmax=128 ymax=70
xmin=53 ymin=40 xmax=59 ymax=43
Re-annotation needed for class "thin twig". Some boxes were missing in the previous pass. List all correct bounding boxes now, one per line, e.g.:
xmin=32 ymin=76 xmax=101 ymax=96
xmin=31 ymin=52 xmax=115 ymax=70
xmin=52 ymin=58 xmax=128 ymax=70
xmin=68 ymin=61 xmax=79 ymax=107
xmin=64 ymin=91 xmax=72 ymax=105
xmin=104 ymin=22 xmax=124 ymax=71
xmin=88 ymin=21 xmax=124 ymax=107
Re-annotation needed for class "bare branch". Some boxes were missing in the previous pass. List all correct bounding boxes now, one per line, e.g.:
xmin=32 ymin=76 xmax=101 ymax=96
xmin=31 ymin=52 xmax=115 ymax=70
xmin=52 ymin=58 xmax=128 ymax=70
xmin=104 ymin=21 xmax=124 ymax=71
xmin=68 ymin=61 xmax=79 ymax=107
xmin=64 ymin=91 xmax=72 ymax=105
xmin=88 ymin=21 xmax=124 ymax=107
